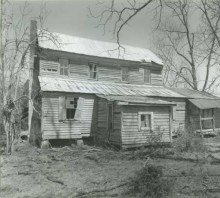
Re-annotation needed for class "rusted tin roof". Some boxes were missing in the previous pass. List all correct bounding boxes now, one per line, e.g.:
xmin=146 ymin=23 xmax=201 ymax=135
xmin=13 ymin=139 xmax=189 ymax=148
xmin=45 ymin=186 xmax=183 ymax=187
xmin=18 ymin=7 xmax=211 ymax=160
xmin=189 ymin=99 xmax=220 ymax=109
xmin=168 ymin=88 xmax=217 ymax=99
xmin=38 ymin=31 xmax=163 ymax=65
xmin=39 ymin=76 xmax=185 ymax=98
xmin=97 ymin=95 xmax=176 ymax=106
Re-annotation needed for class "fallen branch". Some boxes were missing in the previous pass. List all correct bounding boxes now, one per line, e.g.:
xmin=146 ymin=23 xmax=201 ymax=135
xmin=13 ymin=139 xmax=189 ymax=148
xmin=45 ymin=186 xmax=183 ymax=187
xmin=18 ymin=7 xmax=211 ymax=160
xmin=75 ymin=182 xmax=128 ymax=197
xmin=46 ymin=176 xmax=64 ymax=185
xmin=18 ymin=171 xmax=38 ymax=175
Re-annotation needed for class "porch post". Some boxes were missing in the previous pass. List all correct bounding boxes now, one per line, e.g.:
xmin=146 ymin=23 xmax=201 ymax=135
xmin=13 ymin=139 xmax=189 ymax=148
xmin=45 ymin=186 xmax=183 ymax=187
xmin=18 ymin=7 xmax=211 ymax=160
xmin=199 ymin=109 xmax=203 ymax=137
xmin=212 ymin=108 xmax=215 ymax=133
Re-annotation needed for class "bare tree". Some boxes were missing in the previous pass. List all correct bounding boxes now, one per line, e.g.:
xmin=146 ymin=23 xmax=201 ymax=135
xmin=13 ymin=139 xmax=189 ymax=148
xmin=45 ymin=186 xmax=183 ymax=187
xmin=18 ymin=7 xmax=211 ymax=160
xmin=90 ymin=0 xmax=220 ymax=93
xmin=156 ymin=0 xmax=220 ymax=91
xmin=89 ymin=0 xmax=163 ymax=56
xmin=0 ymin=0 xmax=59 ymax=153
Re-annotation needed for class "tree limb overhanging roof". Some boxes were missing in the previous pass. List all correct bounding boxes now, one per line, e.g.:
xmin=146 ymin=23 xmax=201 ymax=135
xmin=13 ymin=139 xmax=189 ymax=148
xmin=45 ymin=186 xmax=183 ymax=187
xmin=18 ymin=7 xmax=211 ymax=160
xmin=39 ymin=76 xmax=184 ymax=98
xmin=38 ymin=30 xmax=163 ymax=65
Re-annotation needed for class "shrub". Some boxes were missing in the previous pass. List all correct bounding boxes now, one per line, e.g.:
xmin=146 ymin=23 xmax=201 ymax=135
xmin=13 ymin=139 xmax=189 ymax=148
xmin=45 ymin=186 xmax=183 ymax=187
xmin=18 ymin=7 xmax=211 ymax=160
xmin=127 ymin=165 xmax=174 ymax=198
xmin=173 ymin=132 xmax=206 ymax=153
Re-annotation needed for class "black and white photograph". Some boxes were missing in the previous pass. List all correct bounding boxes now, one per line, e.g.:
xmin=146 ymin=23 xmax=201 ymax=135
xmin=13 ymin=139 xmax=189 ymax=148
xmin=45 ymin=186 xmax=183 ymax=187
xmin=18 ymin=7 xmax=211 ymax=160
xmin=1 ymin=0 xmax=220 ymax=197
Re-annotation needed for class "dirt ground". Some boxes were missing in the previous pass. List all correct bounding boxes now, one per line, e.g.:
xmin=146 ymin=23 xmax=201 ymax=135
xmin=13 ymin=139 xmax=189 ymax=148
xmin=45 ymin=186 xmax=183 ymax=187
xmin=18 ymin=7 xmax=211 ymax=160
xmin=1 ymin=136 xmax=220 ymax=198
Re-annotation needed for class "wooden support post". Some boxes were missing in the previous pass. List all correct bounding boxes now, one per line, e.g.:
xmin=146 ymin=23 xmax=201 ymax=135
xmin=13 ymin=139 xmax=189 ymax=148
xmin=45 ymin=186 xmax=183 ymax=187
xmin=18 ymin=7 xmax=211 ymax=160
xmin=212 ymin=108 xmax=215 ymax=133
xmin=169 ymin=106 xmax=172 ymax=143
xmin=199 ymin=109 xmax=203 ymax=137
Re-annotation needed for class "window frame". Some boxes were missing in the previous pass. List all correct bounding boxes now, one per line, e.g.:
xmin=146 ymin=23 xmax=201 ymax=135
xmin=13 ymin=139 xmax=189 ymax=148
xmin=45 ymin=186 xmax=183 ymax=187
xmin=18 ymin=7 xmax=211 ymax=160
xmin=65 ymin=97 xmax=78 ymax=120
xmin=138 ymin=112 xmax=154 ymax=131
xmin=59 ymin=58 xmax=69 ymax=76
xmin=88 ymin=62 xmax=98 ymax=80
xmin=143 ymin=68 xmax=151 ymax=83
xmin=121 ymin=67 xmax=129 ymax=82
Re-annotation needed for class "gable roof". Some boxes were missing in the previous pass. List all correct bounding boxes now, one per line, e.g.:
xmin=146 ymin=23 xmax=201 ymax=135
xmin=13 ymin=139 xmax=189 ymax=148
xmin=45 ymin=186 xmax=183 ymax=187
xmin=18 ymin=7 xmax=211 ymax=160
xmin=38 ymin=31 xmax=163 ymax=65
xmin=39 ymin=76 xmax=185 ymax=98
xmin=168 ymin=88 xmax=218 ymax=99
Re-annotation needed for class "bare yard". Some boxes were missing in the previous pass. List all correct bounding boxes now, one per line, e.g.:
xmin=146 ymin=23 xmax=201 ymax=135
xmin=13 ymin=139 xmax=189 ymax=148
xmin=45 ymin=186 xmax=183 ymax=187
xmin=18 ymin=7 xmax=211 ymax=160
xmin=1 ymin=136 xmax=220 ymax=198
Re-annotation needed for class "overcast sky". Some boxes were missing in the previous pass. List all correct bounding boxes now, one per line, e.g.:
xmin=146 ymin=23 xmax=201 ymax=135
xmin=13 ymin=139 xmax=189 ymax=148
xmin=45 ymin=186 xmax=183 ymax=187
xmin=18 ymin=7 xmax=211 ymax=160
xmin=10 ymin=0 xmax=220 ymax=96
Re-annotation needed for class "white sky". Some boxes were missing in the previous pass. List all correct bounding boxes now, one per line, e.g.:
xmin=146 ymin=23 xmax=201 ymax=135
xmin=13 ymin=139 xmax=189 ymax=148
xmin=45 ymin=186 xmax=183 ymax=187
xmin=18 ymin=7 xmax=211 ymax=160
xmin=10 ymin=0 xmax=220 ymax=96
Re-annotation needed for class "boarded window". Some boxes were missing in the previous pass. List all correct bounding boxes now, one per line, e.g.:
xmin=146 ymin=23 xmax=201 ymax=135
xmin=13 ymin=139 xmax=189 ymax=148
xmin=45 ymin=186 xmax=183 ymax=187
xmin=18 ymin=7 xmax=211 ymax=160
xmin=89 ymin=63 xmax=98 ymax=79
xmin=121 ymin=67 xmax=129 ymax=82
xmin=59 ymin=59 xmax=69 ymax=76
xmin=138 ymin=112 xmax=153 ymax=131
xmin=58 ymin=96 xmax=84 ymax=121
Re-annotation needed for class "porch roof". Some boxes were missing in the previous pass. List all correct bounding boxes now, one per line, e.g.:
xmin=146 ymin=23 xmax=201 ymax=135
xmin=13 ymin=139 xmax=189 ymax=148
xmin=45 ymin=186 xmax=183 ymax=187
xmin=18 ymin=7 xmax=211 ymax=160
xmin=97 ymin=95 xmax=176 ymax=106
xmin=39 ymin=76 xmax=185 ymax=98
xmin=189 ymin=99 xmax=220 ymax=109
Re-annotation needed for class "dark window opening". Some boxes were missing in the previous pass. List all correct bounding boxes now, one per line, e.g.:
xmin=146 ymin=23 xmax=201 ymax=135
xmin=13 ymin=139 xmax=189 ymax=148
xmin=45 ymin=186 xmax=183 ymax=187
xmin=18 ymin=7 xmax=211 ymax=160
xmin=89 ymin=63 xmax=98 ymax=79
xmin=66 ymin=98 xmax=78 ymax=119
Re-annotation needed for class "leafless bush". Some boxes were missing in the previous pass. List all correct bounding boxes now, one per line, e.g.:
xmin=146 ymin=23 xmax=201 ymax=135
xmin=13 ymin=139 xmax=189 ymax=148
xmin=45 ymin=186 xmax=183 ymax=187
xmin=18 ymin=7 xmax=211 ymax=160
xmin=127 ymin=165 xmax=174 ymax=198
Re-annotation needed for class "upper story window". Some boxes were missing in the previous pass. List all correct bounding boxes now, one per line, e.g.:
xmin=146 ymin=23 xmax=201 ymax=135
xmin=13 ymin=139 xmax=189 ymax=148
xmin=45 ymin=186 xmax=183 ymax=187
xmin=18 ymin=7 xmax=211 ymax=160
xmin=89 ymin=63 xmax=98 ymax=79
xmin=59 ymin=58 xmax=69 ymax=76
xmin=139 ymin=68 xmax=151 ymax=83
xmin=144 ymin=69 xmax=151 ymax=83
xmin=121 ymin=67 xmax=129 ymax=82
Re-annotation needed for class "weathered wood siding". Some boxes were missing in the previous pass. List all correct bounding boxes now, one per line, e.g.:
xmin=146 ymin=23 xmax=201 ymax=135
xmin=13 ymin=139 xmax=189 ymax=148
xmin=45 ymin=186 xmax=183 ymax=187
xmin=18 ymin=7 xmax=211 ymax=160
xmin=39 ymin=49 xmax=163 ymax=85
xmin=187 ymin=103 xmax=220 ymax=130
xmin=121 ymin=106 xmax=171 ymax=147
xmin=215 ymin=109 xmax=220 ymax=128
xmin=41 ymin=92 xmax=97 ymax=139
xmin=96 ymin=98 xmax=122 ymax=145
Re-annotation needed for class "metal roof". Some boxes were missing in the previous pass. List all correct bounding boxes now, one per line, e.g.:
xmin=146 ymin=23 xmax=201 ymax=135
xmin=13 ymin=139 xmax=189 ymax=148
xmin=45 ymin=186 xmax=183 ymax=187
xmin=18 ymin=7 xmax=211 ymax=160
xmin=38 ymin=30 xmax=163 ymax=65
xmin=39 ymin=76 xmax=185 ymax=98
xmin=168 ymin=88 xmax=218 ymax=99
xmin=189 ymin=99 xmax=220 ymax=109
xmin=97 ymin=95 xmax=176 ymax=106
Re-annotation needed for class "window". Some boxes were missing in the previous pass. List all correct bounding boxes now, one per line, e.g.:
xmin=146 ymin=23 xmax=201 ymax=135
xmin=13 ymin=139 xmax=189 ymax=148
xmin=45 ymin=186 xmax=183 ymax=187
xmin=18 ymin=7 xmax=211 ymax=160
xmin=201 ymin=109 xmax=213 ymax=129
xmin=108 ymin=104 xmax=113 ymax=130
xmin=172 ymin=105 xmax=177 ymax=120
xmin=89 ymin=63 xmax=98 ymax=79
xmin=59 ymin=58 xmax=69 ymax=76
xmin=66 ymin=98 xmax=78 ymax=119
xmin=121 ymin=67 xmax=129 ymax=82
xmin=138 ymin=112 xmax=153 ymax=131
xmin=144 ymin=69 xmax=151 ymax=83
xmin=58 ymin=96 xmax=84 ymax=121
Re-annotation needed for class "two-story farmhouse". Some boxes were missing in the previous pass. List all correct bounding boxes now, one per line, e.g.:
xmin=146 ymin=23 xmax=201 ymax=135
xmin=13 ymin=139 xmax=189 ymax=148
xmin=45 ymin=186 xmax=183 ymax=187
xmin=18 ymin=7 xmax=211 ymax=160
xmin=28 ymin=20 xmax=220 ymax=148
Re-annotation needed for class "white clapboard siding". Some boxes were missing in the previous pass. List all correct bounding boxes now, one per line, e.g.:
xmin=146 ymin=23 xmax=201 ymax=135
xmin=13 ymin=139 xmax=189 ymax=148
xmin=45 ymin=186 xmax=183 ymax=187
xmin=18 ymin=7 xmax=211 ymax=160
xmin=39 ymin=59 xmax=163 ymax=85
xmin=121 ymin=106 xmax=171 ymax=146
xmin=98 ymin=67 xmax=122 ymax=82
xmin=42 ymin=94 xmax=95 ymax=139
xmin=40 ymin=60 xmax=59 ymax=76
xmin=69 ymin=64 xmax=89 ymax=80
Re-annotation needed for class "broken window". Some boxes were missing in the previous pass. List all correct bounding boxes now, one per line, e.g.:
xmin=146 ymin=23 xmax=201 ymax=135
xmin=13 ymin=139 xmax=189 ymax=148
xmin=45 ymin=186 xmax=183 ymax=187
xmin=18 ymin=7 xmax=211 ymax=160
xmin=66 ymin=98 xmax=78 ymax=119
xmin=121 ymin=67 xmax=129 ymax=82
xmin=138 ymin=112 xmax=153 ymax=131
xmin=89 ymin=63 xmax=98 ymax=79
xmin=59 ymin=58 xmax=69 ymax=76
xmin=58 ymin=96 xmax=84 ymax=121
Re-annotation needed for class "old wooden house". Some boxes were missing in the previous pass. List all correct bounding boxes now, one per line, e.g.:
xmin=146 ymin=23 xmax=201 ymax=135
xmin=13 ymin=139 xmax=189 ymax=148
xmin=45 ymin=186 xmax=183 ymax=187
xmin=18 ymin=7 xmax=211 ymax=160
xmin=28 ymin=21 xmax=220 ymax=148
